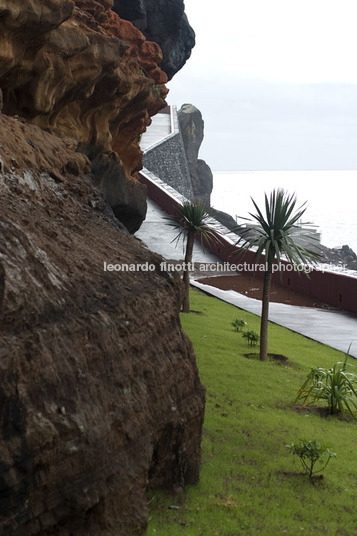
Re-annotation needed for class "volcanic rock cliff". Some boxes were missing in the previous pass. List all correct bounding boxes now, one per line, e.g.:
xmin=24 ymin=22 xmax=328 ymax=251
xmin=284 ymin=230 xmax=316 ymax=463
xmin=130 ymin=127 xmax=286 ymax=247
xmin=0 ymin=1 xmax=204 ymax=535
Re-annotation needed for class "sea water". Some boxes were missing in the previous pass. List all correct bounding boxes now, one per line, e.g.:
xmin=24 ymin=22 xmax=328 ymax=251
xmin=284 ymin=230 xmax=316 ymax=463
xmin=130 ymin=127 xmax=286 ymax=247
xmin=211 ymin=170 xmax=357 ymax=253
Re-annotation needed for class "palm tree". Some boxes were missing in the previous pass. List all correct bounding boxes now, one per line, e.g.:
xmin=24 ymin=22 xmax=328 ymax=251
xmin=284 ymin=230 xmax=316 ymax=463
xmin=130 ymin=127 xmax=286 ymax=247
xmin=167 ymin=201 xmax=218 ymax=312
xmin=235 ymin=189 xmax=321 ymax=361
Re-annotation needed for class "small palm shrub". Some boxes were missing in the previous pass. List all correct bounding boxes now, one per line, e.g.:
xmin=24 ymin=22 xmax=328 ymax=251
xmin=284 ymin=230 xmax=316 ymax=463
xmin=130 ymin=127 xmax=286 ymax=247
xmin=166 ymin=201 xmax=218 ymax=313
xmin=231 ymin=318 xmax=247 ymax=332
xmin=242 ymin=330 xmax=259 ymax=346
xmin=286 ymin=439 xmax=336 ymax=478
xmin=293 ymin=355 xmax=357 ymax=416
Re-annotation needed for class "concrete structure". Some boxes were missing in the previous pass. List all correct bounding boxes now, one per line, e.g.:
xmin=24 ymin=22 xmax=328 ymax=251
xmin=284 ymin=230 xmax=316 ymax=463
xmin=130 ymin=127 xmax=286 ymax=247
xmin=142 ymin=106 xmax=193 ymax=199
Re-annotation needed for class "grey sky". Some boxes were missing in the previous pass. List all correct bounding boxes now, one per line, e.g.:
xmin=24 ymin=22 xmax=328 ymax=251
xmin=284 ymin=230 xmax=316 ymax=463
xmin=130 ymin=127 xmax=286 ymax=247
xmin=166 ymin=0 xmax=357 ymax=171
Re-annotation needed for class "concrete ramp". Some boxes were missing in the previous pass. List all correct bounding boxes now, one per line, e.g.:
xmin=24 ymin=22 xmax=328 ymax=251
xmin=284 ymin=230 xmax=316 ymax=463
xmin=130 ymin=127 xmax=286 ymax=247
xmin=140 ymin=110 xmax=172 ymax=151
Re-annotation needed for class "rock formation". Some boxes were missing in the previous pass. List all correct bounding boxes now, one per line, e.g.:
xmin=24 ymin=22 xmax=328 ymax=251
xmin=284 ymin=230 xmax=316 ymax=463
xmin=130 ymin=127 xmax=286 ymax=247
xmin=178 ymin=104 xmax=213 ymax=205
xmin=0 ymin=1 xmax=205 ymax=535
xmin=0 ymin=0 xmax=170 ymax=232
xmin=318 ymin=244 xmax=357 ymax=271
xmin=112 ymin=0 xmax=195 ymax=80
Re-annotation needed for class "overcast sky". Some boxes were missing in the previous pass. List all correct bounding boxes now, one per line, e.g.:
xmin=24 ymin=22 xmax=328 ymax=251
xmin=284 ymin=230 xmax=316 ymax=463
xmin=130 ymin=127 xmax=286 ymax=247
xmin=166 ymin=0 xmax=357 ymax=171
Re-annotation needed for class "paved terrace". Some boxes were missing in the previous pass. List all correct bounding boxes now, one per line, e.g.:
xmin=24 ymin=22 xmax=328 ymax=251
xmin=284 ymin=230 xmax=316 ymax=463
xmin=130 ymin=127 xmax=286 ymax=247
xmin=137 ymin=107 xmax=357 ymax=358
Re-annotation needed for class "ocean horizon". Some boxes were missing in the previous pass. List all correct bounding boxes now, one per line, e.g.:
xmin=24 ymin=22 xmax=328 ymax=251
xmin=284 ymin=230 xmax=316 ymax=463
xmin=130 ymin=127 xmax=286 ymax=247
xmin=212 ymin=170 xmax=357 ymax=254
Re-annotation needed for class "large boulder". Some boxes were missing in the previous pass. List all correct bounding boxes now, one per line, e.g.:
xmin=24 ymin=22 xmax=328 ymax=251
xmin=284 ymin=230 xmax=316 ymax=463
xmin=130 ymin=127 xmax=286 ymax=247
xmin=0 ymin=112 xmax=205 ymax=536
xmin=0 ymin=0 xmax=206 ymax=533
xmin=178 ymin=104 xmax=213 ymax=205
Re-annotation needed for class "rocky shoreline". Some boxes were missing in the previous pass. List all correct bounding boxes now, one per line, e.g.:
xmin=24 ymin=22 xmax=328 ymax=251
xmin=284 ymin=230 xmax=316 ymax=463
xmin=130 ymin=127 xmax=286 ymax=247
xmin=317 ymin=243 xmax=357 ymax=272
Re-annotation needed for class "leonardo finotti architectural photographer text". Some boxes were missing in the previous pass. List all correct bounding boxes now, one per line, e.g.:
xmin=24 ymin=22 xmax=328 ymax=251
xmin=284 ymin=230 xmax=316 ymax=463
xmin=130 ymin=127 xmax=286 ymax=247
xmin=103 ymin=261 xmax=347 ymax=273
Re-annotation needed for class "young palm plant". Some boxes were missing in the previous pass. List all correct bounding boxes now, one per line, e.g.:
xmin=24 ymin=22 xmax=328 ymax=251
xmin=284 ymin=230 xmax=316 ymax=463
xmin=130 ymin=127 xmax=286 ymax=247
xmin=166 ymin=201 xmax=218 ymax=312
xmin=235 ymin=189 xmax=321 ymax=361
xmin=293 ymin=354 xmax=357 ymax=416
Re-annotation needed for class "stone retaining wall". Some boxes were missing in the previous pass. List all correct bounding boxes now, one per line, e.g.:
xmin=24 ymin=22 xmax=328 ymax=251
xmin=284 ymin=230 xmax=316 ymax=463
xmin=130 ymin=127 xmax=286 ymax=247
xmin=143 ymin=132 xmax=193 ymax=199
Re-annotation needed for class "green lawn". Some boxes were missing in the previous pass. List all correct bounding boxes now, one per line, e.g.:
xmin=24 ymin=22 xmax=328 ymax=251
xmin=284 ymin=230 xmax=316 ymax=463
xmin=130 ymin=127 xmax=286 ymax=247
xmin=146 ymin=289 xmax=357 ymax=536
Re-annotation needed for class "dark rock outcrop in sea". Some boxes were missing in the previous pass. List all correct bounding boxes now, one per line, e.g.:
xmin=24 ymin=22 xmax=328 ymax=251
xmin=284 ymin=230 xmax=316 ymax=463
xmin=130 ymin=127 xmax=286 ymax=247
xmin=208 ymin=207 xmax=239 ymax=231
xmin=318 ymin=244 xmax=357 ymax=271
xmin=0 ymin=1 xmax=205 ymax=535
xmin=112 ymin=0 xmax=195 ymax=80
xmin=178 ymin=103 xmax=213 ymax=205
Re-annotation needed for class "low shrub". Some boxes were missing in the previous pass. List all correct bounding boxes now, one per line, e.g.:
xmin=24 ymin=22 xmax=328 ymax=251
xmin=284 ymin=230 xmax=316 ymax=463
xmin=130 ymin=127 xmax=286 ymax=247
xmin=242 ymin=329 xmax=259 ymax=346
xmin=231 ymin=318 xmax=247 ymax=332
xmin=286 ymin=439 xmax=336 ymax=478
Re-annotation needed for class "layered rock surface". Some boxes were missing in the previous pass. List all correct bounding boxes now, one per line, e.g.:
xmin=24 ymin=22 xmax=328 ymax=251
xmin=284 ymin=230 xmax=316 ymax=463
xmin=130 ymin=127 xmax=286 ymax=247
xmin=0 ymin=1 xmax=205 ymax=534
xmin=0 ymin=0 xmax=170 ymax=231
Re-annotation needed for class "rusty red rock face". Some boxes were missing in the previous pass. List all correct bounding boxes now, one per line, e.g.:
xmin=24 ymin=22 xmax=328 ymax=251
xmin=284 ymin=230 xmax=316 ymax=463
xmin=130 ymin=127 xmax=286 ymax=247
xmin=0 ymin=0 xmax=167 ymax=201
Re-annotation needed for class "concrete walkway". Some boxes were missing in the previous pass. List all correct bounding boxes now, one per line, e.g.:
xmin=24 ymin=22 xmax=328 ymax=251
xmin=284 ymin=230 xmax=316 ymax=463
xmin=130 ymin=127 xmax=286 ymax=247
xmin=136 ymin=199 xmax=357 ymax=358
xmin=136 ymin=198 xmax=219 ymax=264
xmin=192 ymin=280 xmax=357 ymax=358
xmin=140 ymin=111 xmax=172 ymax=151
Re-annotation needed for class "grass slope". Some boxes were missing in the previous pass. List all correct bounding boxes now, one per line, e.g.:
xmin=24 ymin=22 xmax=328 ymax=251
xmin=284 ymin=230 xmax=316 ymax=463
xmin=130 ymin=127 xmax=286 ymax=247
xmin=147 ymin=289 xmax=357 ymax=536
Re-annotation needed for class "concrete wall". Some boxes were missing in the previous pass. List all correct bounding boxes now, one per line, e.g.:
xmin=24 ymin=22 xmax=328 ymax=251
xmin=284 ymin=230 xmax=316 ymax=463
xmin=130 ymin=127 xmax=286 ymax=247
xmin=208 ymin=237 xmax=357 ymax=315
